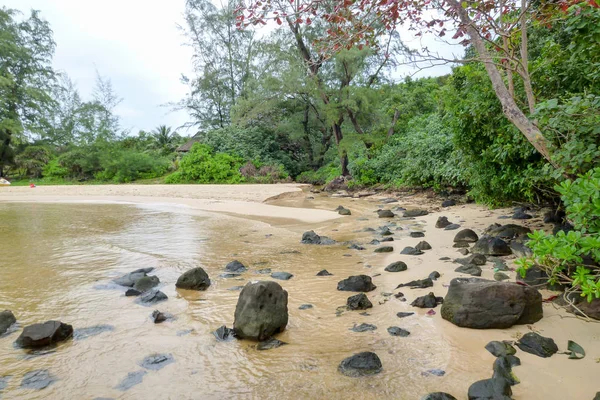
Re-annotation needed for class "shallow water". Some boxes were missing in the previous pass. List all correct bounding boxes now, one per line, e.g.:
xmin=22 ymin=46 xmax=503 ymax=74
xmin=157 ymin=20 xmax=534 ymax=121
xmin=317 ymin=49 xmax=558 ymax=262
xmin=0 ymin=201 xmax=464 ymax=399
xmin=0 ymin=200 xmax=597 ymax=400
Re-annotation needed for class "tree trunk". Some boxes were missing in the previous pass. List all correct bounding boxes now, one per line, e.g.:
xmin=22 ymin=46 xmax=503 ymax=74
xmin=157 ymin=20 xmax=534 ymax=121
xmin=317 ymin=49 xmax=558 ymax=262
xmin=332 ymin=121 xmax=349 ymax=176
xmin=387 ymin=109 xmax=400 ymax=138
xmin=448 ymin=0 xmax=558 ymax=169
xmin=520 ymin=0 xmax=536 ymax=114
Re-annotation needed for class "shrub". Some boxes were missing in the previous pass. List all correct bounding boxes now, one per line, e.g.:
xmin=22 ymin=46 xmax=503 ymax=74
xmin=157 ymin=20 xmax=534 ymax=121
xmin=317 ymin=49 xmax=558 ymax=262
xmin=95 ymin=149 xmax=170 ymax=183
xmin=517 ymin=168 xmax=600 ymax=304
xmin=296 ymin=163 xmax=341 ymax=185
xmin=165 ymin=143 xmax=243 ymax=184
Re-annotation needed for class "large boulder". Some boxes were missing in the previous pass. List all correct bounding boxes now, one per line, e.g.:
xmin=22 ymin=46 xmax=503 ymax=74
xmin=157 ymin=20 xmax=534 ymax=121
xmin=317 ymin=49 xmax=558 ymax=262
xmin=133 ymin=275 xmax=160 ymax=292
xmin=441 ymin=278 xmax=543 ymax=329
xmin=347 ymin=293 xmax=373 ymax=310
xmin=225 ymin=260 xmax=247 ymax=273
xmin=471 ymin=236 xmax=512 ymax=256
xmin=468 ymin=377 xmax=512 ymax=400
xmin=233 ymin=281 xmax=288 ymax=340
xmin=378 ymin=210 xmax=395 ymax=218
xmin=176 ymin=267 xmax=211 ymax=290
xmin=15 ymin=321 xmax=73 ymax=348
xmin=484 ymin=224 xmax=531 ymax=240
xmin=0 ymin=310 xmax=16 ymax=335
xmin=454 ymin=229 xmax=479 ymax=243
xmin=337 ymin=275 xmax=376 ymax=292
xmin=385 ymin=261 xmax=408 ymax=272
xmin=338 ymin=352 xmax=382 ymax=377
xmin=113 ymin=268 xmax=154 ymax=287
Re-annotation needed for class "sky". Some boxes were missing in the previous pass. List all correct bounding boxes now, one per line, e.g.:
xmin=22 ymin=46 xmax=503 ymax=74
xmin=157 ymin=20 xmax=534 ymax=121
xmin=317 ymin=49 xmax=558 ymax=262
xmin=4 ymin=1 xmax=459 ymax=137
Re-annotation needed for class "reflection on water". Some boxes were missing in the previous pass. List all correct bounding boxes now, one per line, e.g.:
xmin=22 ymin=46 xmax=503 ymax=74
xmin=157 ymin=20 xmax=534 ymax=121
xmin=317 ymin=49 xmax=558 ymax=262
xmin=0 ymin=202 xmax=460 ymax=399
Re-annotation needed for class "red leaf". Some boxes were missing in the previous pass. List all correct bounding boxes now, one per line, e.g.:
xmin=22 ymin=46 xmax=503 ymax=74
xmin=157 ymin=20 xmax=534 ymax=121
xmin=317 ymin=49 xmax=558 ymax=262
xmin=276 ymin=17 xmax=282 ymax=25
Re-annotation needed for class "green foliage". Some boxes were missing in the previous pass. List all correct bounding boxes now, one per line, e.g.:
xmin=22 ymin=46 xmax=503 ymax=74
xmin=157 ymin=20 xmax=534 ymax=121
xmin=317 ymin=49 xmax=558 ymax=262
xmin=516 ymin=168 xmax=600 ymax=303
xmin=296 ymin=163 xmax=341 ymax=185
xmin=95 ymin=149 xmax=170 ymax=183
xmin=13 ymin=145 xmax=51 ymax=178
xmin=165 ymin=143 xmax=243 ymax=184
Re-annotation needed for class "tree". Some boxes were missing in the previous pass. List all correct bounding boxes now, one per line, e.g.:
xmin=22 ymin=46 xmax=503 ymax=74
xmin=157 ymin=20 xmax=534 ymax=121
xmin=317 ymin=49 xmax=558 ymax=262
xmin=237 ymin=0 xmax=599 ymax=171
xmin=0 ymin=8 xmax=56 ymax=176
xmin=150 ymin=125 xmax=181 ymax=154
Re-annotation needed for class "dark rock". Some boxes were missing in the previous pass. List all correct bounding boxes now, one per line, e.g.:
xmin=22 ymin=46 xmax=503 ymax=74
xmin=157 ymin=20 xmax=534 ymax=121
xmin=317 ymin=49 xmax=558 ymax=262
xmin=454 ymin=229 xmax=479 ymax=243
xmin=348 ymin=243 xmax=366 ymax=250
xmin=347 ymin=293 xmax=373 ymax=310
xmin=338 ymin=207 xmax=352 ymax=216
xmin=421 ymin=393 xmax=457 ymax=400
xmin=492 ymin=356 xmax=520 ymax=386
xmin=415 ymin=241 xmax=432 ymax=251
xmin=410 ymin=231 xmax=425 ymax=238
xmin=316 ymin=269 xmax=333 ymax=276
xmin=115 ymin=371 xmax=147 ymax=391
xmin=439 ymin=257 xmax=451 ymax=261
xmin=271 ymin=272 xmax=293 ymax=280
xmin=411 ymin=292 xmax=442 ymax=308
xmin=299 ymin=304 xmax=313 ymax=310
xmin=133 ymin=275 xmax=160 ymax=292
xmin=363 ymin=227 xmax=376 ymax=232
xmin=15 ymin=321 xmax=73 ymax=348
xmin=233 ymin=281 xmax=288 ymax=341
xmin=396 ymin=312 xmax=414 ymax=318
xmin=485 ymin=341 xmax=517 ymax=357
xmin=513 ymin=210 xmax=533 ymax=220
xmin=138 ymin=290 xmax=168 ymax=305
xmin=256 ymin=268 xmax=272 ymax=274
xmin=435 ymin=216 xmax=452 ymax=228
xmin=404 ymin=209 xmax=428 ymax=217
xmin=397 ymin=278 xmax=433 ymax=289
xmin=429 ymin=271 xmax=441 ymax=280
xmin=139 ymin=353 xmax=174 ymax=371
xmin=441 ymin=278 xmax=543 ymax=329
xmin=338 ymin=276 xmax=378 ymax=295
xmin=494 ymin=272 xmax=510 ymax=281
xmin=453 ymin=241 xmax=470 ymax=248
xmin=442 ymin=200 xmax=456 ymax=207
xmin=113 ymin=268 xmax=154 ymax=287
xmin=73 ymin=325 xmax=114 ymax=340
xmin=468 ymin=377 xmax=512 ymax=400
xmin=484 ymin=224 xmax=531 ymax=240
xmin=456 ymin=254 xmax=487 ymax=266
xmin=125 ymin=288 xmax=142 ymax=297
xmin=544 ymin=209 xmax=565 ymax=224
xmin=384 ymin=261 xmax=407 ymax=272
xmin=0 ymin=310 xmax=16 ymax=335
xmin=553 ymin=222 xmax=574 ymax=235
xmin=423 ymin=369 xmax=446 ymax=377
xmin=151 ymin=310 xmax=168 ymax=323
xmin=457 ymin=248 xmax=469 ymax=255
xmin=378 ymin=210 xmax=395 ymax=218
xmin=257 ymin=338 xmax=287 ymax=350
xmin=516 ymin=332 xmax=558 ymax=358
xmin=489 ymin=257 xmax=509 ymax=271
xmin=454 ymin=264 xmax=482 ymax=276
xmin=213 ymin=325 xmax=235 ymax=341
xmin=400 ymin=247 xmax=423 ymax=255
xmin=472 ymin=236 xmax=512 ymax=256
xmin=444 ymin=224 xmax=461 ymax=230
xmin=225 ymin=260 xmax=247 ymax=273
xmin=301 ymin=230 xmax=336 ymax=245
xmin=175 ymin=267 xmax=211 ymax=290
xmin=381 ymin=198 xmax=398 ymax=204
xmin=510 ymin=241 xmax=533 ymax=258
xmin=338 ymin=352 xmax=382 ymax=377
xmin=516 ymin=265 xmax=564 ymax=290
xmin=387 ymin=326 xmax=410 ymax=337
xmin=571 ymin=298 xmax=600 ymax=320
xmin=350 ymin=323 xmax=377 ymax=332
xmin=380 ymin=237 xmax=394 ymax=242
xmin=20 ymin=369 xmax=56 ymax=390
xmin=375 ymin=246 xmax=394 ymax=253
xmin=369 ymin=239 xmax=381 ymax=245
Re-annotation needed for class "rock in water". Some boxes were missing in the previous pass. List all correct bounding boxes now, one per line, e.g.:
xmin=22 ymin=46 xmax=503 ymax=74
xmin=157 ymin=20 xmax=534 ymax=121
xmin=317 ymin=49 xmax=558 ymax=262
xmin=233 ymin=281 xmax=288 ymax=341
xmin=441 ymin=278 xmax=543 ymax=329
xmin=151 ymin=310 xmax=168 ymax=323
xmin=468 ymin=377 xmax=512 ymax=400
xmin=225 ymin=260 xmax=247 ymax=273
xmin=139 ymin=354 xmax=174 ymax=371
xmin=125 ymin=289 xmax=142 ymax=297
xmin=421 ymin=393 xmax=457 ymax=400
xmin=454 ymin=229 xmax=479 ymax=243
xmin=133 ymin=275 xmax=160 ymax=292
xmin=337 ymin=275 xmax=376 ymax=292
xmin=411 ymin=292 xmax=443 ymax=308
xmin=175 ymin=267 xmax=211 ymax=290
xmin=384 ymin=261 xmax=408 ymax=272
xmin=0 ymin=310 xmax=16 ymax=335
xmin=387 ymin=326 xmax=410 ymax=337
xmin=415 ymin=241 xmax=432 ymax=251
xmin=397 ymin=312 xmax=414 ymax=318
xmin=213 ymin=325 xmax=235 ymax=341
xmin=444 ymin=224 xmax=461 ymax=231
xmin=316 ymin=269 xmax=333 ymax=276
xmin=350 ymin=323 xmax=377 ymax=332
xmin=338 ymin=352 xmax=382 ymax=377
xmin=113 ymin=268 xmax=154 ymax=287
xmin=338 ymin=207 xmax=352 ymax=216
xmin=485 ymin=341 xmax=517 ymax=357
xmin=271 ymin=272 xmax=293 ymax=280
xmin=257 ymin=338 xmax=287 ymax=350
xmin=516 ymin=332 xmax=558 ymax=358
xmin=397 ymin=278 xmax=433 ymax=289
xmin=400 ymin=247 xmax=423 ymax=255
xmin=378 ymin=210 xmax=395 ymax=218
xmin=471 ymin=236 xmax=512 ymax=256
xmin=374 ymin=246 xmax=394 ymax=253
xmin=403 ymin=209 xmax=428 ymax=217
xmin=410 ymin=231 xmax=425 ymax=238
xmin=20 ymin=369 xmax=56 ymax=390
xmin=435 ymin=216 xmax=452 ymax=228
xmin=138 ymin=290 xmax=168 ymax=305
xmin=346 ymin=293 xmax=373 ymax=310
xmin=15 ymin=321 xmax=73 ymax=348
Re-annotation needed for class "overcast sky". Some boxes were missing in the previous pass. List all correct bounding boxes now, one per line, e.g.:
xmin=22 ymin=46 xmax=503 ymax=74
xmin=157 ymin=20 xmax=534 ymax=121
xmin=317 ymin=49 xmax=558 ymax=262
xmin=4 ymin=1 xmax=458 ymax=137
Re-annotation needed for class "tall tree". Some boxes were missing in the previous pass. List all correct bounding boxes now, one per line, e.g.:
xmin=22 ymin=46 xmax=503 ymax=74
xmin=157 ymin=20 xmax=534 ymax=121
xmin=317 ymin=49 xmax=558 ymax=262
xmin=0 ymin=8 xmax=56 ymax=176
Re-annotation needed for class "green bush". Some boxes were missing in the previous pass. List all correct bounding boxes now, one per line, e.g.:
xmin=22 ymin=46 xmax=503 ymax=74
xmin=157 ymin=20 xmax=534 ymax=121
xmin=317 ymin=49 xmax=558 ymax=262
xmin=43 ymin=158 xmax=69 ymax=178
xmin=296 ymin=163 xmax=341 ymax=185
xmin=95 ymin=149 xmax=170 ymax=183
xmin=165 ymin=143 xmax=243 ymax=184
xmin=517 ymin=168 xmax=600 ymax=303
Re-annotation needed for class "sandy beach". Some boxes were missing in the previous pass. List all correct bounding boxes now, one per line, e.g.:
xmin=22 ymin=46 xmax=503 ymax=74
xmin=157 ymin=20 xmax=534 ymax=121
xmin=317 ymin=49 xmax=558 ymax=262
xmin=1 ymin=184 xmax=598 ymax=399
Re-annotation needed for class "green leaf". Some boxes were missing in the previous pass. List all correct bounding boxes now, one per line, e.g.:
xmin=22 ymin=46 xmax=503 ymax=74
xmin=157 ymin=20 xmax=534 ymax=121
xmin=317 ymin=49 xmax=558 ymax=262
xmin=567 ymin=340 xmax=585 ymax=359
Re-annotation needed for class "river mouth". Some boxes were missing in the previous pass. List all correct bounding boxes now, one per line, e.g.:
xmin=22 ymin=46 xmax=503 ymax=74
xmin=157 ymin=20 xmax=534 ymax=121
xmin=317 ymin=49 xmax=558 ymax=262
xmin=0 ymin=196 xmax=597 ymax=399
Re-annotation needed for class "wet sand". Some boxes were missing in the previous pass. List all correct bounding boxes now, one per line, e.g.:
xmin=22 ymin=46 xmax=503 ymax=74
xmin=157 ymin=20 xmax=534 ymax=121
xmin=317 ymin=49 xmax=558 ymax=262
xmin=0 ymin=184 xmax=598 ymax=399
